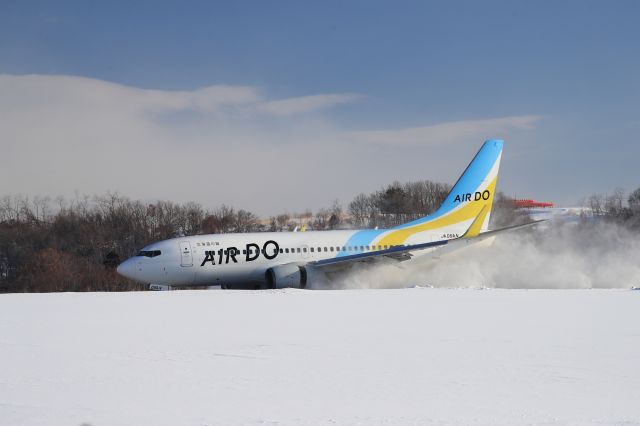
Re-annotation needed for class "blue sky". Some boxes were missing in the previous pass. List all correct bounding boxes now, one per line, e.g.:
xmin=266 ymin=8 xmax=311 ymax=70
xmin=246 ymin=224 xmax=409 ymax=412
xmin=1 ymin=1 xmax=639 ymax=214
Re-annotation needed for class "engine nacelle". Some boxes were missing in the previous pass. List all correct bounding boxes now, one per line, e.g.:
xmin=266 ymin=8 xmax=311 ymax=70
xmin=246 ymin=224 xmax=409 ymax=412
xmin=266 ymin=263 xmax=307 ymax=289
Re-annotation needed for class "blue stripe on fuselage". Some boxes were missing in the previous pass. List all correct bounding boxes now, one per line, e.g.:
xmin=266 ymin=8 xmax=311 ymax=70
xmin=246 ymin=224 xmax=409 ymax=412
xmin=337 ymin=229 xmax=387 ymax=257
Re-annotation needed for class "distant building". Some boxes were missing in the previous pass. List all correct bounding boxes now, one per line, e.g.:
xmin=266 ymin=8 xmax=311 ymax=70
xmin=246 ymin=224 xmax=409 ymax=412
xmin=512 ymin=198 xmax=592 ymax=223
xmin=512 ymin=199 xmax=554 ymax=209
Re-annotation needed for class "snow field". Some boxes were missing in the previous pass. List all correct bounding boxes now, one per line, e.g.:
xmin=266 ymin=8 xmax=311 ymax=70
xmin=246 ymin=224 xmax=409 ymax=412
xmin=1 ymin=288 xmax=639 ymax=425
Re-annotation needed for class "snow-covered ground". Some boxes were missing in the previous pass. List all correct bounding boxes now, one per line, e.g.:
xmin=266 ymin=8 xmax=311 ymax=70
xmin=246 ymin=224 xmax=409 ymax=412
xmin=1 ymin=289 xmax=639 ymax=425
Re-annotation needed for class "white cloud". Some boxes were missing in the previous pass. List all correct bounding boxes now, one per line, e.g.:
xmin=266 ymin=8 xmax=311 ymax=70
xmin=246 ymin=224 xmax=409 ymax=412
xmin=258 ymin=93 xmax=362 ymax=116
xmin=2 ymin=74 xmax=261 ymax=112
xmin=347 ymin=115 xmax=542 ymax=146
xmin=0 ymin=74 xmax=360 ymax=117
xmin=0 ymin=74 xmax=541 ymax=215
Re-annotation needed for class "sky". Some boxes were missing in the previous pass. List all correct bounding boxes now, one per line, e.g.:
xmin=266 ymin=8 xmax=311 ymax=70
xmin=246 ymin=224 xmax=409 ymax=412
xmin=1 ymin=0 xmax=639 ymax=216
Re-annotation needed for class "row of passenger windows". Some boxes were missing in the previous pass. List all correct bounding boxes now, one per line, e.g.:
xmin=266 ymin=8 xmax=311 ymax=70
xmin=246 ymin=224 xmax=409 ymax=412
xmin=215 ymin=245 xmax=399 ymax=256
xmin=282 ymin=245 xmax=395 ymax=253
xmin=138 ymin=245 xmax=398 ymax=258
xmin=195 ymin=240 xmax=398 ymax=253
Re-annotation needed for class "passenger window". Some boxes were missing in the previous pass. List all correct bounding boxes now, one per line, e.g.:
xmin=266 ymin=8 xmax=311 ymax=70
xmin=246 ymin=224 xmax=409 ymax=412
xmin=310 ymin=247 xmax=314 ymax=252
xmin=324 ymin=247 xmax=328 ymax=252
xmin=330 ymin=247 xmax=334 ymax=252
xmin=317 ymin=247 xmax=322 ymax=252
xmin=296 ymin=248 xmax=301 ymax=253
xmin=285 ymin=248 xmax=289 ymax=253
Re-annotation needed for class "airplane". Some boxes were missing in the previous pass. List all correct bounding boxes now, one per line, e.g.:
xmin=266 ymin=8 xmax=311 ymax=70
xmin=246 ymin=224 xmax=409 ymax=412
xmin=117 ymin=139 xmax=540 ymax=290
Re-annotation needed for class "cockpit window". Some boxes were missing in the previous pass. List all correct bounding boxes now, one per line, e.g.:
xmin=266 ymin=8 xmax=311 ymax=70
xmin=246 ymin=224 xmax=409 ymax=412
xmin=137 ymin=250 xmax=161 ymax=258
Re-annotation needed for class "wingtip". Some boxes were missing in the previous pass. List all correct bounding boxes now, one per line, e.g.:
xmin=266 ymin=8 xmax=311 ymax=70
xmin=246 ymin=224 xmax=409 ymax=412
xmin=484 ymin=139 xmax=504 ymax=149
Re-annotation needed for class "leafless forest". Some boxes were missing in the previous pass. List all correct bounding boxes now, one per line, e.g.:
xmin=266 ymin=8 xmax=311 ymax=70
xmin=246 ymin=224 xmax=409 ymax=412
xmin=1 ymin=182 xmax=638 ymax=293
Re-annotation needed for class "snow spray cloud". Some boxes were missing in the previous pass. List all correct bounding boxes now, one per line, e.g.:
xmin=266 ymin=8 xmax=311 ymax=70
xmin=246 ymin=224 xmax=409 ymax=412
xmin=334 ymin=221 xmax=640 ymax=289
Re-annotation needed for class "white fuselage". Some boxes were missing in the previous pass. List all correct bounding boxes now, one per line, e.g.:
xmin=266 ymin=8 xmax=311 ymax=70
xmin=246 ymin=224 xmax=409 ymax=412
xmin=117 ymin=229 xmax=443 ymax=288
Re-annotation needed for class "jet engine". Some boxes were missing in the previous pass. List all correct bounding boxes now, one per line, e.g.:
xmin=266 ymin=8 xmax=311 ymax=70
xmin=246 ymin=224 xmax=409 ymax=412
xmin=265 ymin=263 xmax=307 ymax=289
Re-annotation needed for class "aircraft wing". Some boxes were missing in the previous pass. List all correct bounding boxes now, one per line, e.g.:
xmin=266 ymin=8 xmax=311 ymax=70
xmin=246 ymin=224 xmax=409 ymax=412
xmin=310 ymin=218 xmax=546 ymax=272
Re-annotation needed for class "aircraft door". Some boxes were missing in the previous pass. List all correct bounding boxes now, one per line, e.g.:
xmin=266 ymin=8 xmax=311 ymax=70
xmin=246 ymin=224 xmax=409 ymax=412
xmin=180 ymin=241 xmax=193 ymax=267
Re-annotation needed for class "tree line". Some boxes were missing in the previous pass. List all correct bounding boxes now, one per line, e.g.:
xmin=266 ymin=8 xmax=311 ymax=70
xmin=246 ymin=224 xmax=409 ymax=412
xmin=585 ymin=188 xmax=640 ymax=229
xmin=348 ymin=180 xmax=451 ymax=228
xmin=1 ymin=183 xmax=638 ymax=293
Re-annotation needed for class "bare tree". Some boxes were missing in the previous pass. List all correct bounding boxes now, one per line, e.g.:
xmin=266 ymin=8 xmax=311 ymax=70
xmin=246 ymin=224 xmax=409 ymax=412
xmin=605 ymin=188 xmax=625 ymax=218
xmin=348 ymin=193 xmax=369 ymax=227
xmin=235 ymin=209 xmax=259 ymax=232
xmin=587 ymin=194 xmax=605 ymax=216
xmin=328 ymin=199 xmax=342 ymax=229
xmin=629 ymin=187 xmax=640 ymax=211
xmin=275 ymin=214 xmax=291 ymax=231
xmin=313 ymin=208 xmax=331 ymax=230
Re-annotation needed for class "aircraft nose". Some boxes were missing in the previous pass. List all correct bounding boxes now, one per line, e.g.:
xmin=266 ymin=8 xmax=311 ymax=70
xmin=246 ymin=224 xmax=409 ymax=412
xmin=116 ymin=258 xmax=137 ymax=280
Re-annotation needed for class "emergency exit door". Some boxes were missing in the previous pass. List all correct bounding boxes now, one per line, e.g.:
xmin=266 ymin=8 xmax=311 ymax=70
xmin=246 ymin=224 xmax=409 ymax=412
xmin=180 ymin=241 xmax=193 ymax=267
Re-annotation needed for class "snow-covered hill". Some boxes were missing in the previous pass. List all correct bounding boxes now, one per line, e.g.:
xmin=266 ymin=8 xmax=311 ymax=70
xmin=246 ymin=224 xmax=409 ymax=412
xmin=1 ymin=289 xmax=639 ymax=425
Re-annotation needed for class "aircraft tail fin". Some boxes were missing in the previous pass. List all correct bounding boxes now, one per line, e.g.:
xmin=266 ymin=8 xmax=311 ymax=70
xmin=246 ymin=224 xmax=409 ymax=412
xmin=402 ymin=138 xmax=502 ymax=231
xmin=375 ymin=140 xmax=503 ymax=247
xmin=433 ymin=138 xmax=503 ymax=233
